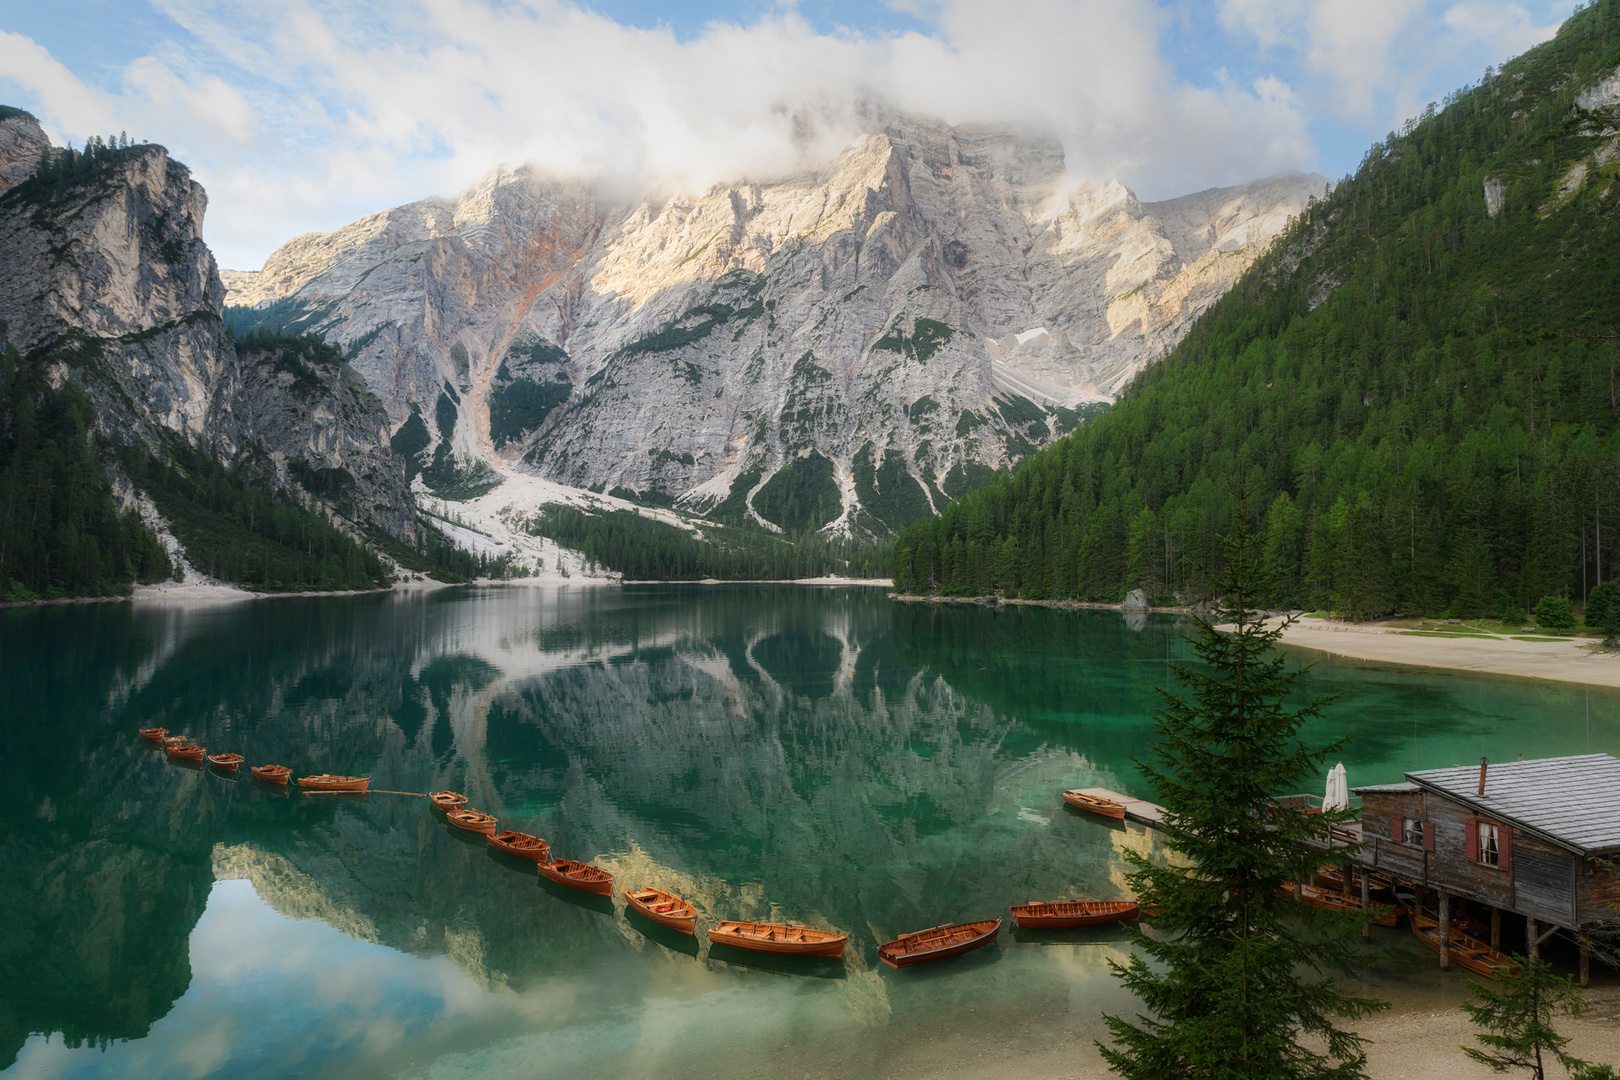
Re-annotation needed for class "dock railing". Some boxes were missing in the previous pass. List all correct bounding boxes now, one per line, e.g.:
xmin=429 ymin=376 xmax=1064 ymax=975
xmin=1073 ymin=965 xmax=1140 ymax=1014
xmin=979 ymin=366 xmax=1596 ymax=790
xmin=1270 ymin=793 xmax=1363 ymax=845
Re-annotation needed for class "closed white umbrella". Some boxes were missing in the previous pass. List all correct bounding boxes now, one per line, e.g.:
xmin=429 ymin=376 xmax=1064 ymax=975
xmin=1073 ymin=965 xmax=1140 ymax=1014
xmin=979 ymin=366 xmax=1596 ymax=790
xmin=1324 ymin=762 xmax=1349 ymax=811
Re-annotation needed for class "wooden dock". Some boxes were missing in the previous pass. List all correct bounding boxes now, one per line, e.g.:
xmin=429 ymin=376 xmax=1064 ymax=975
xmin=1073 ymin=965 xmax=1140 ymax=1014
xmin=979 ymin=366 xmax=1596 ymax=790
xmin=1072 ymin=788 xmax=1168 ymax=830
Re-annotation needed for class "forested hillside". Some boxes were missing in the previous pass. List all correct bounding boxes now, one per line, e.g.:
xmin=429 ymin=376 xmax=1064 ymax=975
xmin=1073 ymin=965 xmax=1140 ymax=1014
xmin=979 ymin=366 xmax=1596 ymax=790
xmin=895 ymin=0 xmax=1620 ymax=618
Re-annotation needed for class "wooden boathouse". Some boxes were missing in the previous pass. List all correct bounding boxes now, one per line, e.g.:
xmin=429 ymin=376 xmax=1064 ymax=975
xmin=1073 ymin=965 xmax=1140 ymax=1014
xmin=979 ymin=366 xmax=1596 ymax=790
xmin=1351 ymin=753 xmax=1620 ymax=984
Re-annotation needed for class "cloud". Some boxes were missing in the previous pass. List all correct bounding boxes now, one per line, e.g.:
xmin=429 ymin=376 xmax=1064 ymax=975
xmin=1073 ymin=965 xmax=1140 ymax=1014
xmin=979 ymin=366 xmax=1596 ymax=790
xmin=0 ymin=0 xmax=1568 ymax=269
xmin=1214 ymin=0 xmax=1567 ymax=131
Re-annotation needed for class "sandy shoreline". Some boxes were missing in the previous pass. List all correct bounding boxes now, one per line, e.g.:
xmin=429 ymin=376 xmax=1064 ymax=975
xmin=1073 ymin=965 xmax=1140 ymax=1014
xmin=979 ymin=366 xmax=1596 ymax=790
xmin=891 ymin=593 xmax=1620 ymax=691
xmin=1274 ymin=618 xmax=1620 ymax=689
xmin=956 ymin=987 xmax=1620 ymax=1080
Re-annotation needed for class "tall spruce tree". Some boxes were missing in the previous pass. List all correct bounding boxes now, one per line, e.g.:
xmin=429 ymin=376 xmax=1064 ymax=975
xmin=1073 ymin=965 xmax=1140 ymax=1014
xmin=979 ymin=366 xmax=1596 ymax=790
xmin=1100 ymin=494 xmax=1386 ymax=1080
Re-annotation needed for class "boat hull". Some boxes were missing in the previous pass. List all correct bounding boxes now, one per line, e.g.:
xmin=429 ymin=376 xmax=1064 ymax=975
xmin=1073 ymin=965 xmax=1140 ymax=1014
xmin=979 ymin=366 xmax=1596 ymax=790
xmin=139 ymin=728 xmax=168 ymax=742
xmin=538 ymin=859 xmax=613 ymax=895
xmin=165 ymin=744 xmax=206 ymax=762
xmin=250 ymin=765 xmax=291 ymax=785
xmin=296 ymin=775 xmax=370 ymax=791
xmin=879 ymin=919 xmax=1001 ymax=968
xmin=428 ymin=791 xmax=467 ymax=813
xmin=625 ymin=888 xmax=697 ymax=935
xmin=447 ymin=810 xmax=498 ymax=835
xmin=707 ymin=921 xmax=847 ymax=958
xmin=1282 ymin=883 xmax=1399 ymax=927
xmin=487 ymin=831 xmax=549 ymax=860
xmin=1411 ymin=915 xmax=1520 ymax=979
xmin=1010 ymin=901 xmax=1139 ymax=929
xmin=207 ymin=754 xmax=243 ymax=771
xmin=1062 ymin=790 xmax=1126 ymax=819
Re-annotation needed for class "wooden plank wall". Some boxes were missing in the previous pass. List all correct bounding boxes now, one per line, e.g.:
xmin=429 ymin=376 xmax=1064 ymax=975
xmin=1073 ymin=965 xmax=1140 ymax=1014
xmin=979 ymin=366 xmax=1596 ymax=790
xmin=1359 ymin=789 xmax=1594 ymax=927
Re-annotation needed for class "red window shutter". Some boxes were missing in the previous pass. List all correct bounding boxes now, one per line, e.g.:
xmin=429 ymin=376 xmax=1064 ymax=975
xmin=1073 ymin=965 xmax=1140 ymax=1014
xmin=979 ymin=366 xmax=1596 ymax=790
xmin=1466 ymin=818 xmax=1479 ymax=862
xmin=1423 ymin=822 xmax=1435 ymax=851
xmin=1392 ymin=814 xmax=1403 ymax=842
xmin=1499 ymin=826 xmax=1512 ymax=873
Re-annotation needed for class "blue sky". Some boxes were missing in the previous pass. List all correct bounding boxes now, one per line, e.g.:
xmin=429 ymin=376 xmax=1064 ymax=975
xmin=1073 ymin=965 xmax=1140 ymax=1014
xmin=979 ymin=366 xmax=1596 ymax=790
xmin=0 ymin=0 xmax=1578 ymax=268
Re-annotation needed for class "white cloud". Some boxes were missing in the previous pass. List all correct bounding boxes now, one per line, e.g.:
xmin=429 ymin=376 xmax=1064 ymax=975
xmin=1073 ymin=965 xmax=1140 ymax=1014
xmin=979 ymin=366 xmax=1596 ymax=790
xmin=3 ymin=0 xmax=1561 ymax=269
xmin=1443 ymin=0 xmax=1565 ymax=56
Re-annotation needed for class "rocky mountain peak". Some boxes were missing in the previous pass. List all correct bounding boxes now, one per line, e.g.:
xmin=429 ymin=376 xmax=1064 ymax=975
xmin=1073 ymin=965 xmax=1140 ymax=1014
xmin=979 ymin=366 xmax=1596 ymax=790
xmin=224 ymin=114 xmax=1325 ymax=536
xmin=0 ymin=108 xmax=49 ymax=194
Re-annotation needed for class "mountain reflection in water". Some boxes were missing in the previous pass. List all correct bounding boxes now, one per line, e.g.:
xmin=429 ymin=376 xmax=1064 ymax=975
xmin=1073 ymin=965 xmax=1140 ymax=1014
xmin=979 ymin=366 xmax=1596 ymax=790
xmin=3 ymin=585 xmax=1618 ymax=1078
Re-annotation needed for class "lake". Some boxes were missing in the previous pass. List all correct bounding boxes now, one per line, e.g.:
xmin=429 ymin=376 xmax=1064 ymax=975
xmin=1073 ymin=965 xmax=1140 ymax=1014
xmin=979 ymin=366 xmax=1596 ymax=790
xmin=4 ymin=585 xmax=1618 ymax=1079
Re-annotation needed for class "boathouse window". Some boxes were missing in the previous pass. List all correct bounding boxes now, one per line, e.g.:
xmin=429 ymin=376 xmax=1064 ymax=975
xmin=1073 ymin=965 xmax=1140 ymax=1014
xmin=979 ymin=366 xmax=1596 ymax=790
xmin=1465 ymin=818 xmax=1510 ymax=870
xmin=1400 ymin=817 xmax=1429 ymax=847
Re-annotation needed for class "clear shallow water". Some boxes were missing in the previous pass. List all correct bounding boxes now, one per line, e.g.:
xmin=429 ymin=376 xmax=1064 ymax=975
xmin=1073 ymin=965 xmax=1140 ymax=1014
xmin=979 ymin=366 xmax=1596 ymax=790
xmin=3 ymin=586 xmax=1618 ymax=1079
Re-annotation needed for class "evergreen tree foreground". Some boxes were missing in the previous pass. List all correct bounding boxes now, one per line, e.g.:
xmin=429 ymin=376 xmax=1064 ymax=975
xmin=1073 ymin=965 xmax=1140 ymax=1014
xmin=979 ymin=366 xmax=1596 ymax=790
xmin=1101 ymin=495 xmax=1387 ymax=1080
xmin=1459 ymin=955 xmax=1604 ymax=1079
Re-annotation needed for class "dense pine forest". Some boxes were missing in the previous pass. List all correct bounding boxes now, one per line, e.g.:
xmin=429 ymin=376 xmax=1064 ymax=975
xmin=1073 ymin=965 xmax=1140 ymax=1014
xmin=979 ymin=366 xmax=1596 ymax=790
xmin=896 ymin=0 xmax=1620 ymax=618
xmin=528 ymin=506 xmax=893 ymax=581
xmin=0 ymin=340 xmax=171 ymax=601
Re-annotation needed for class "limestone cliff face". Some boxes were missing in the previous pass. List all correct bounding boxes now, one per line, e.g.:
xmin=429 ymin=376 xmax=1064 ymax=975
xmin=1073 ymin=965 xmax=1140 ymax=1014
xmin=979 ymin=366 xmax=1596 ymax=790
xmin=228 ymin=117 xmax=1324 ymax=529
xmin=0 ymin=113 xmax=416 ymax=546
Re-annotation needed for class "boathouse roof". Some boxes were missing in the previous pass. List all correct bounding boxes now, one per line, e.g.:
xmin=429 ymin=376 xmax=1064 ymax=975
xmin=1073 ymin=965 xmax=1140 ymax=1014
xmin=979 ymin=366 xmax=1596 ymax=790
xmin=1384 ymin=754 xmax=1620 ymax=856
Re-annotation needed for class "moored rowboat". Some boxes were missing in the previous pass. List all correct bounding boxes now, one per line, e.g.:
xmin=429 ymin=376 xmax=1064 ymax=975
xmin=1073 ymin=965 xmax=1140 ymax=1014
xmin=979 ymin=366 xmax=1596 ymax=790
xmin=251 ymin=764 xmax=292 ymax=784
xmin=428 ymin=790 xmax=467 ymax=813
xmin=207 ymin=753 xmax=244 ymax=771
xmin=707 ymin=920 xmax=847 ymax=958
xmin=446 ymin=809 xmax=498 ymax=835
xmin=487 ymin=830 xmax=549 ymax=860
xmin=297 ymin=774 xmax=370 ymax=792
xmin=1062 ymin=790 xmax=1126 ymax=819
xmin=139 ymin=727 xmax=168 ymax=742
xmin=1280 ymin=882 xmax=1399 ymax=927
xmin=537 ymin=858 xmax=613 ymax=895
xmin=1410 ymin=915 xmax=1520 ymax=979
xmin=878 ymin=919 xmax=1001 ymax=968
xmin=1009 ymin=899 xmax=1139 ymax=929
xmin=625 ymin=886 xmax=698 ymax=935
xmin=165 ymin=742 xmax=206 ymax=762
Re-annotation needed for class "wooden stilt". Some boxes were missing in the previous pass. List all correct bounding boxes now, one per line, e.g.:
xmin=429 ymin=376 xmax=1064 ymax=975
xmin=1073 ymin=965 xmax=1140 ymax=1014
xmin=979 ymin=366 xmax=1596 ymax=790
xmin=1528 ymin=918 xmax=1539 ymax=961
xmin=1491 ymin=907 xmax=1501 ymax=951
xmin=1361 ymin=869 xmax=1372 ymax=940
xmin=1439 ymin=893 xmax=1452 ymax=971
xmin=1342 ymin=862 xmax=1353 ymax=896
xmin=1580 ymin=939 xmax=1591 ymax=988
xmin=1294 ymin=880 xmax=1303 ymax=901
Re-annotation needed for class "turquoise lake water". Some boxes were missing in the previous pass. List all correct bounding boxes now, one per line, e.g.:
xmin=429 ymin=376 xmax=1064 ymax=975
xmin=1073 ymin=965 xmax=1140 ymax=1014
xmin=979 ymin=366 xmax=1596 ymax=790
xmin=3 ymin=585 xmax=1617 ymax=1079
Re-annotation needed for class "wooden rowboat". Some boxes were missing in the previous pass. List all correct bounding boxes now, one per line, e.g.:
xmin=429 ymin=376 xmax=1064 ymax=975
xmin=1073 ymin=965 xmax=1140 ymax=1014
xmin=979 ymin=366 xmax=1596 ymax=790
xmin=428 ymin=790 xmax=467 ymax=813
xmin=207 ymin=753 xmax=244 ymax=771
xmin=165 ymin=742 xmax=206 ymax=762
xmin=1062 ymin=790 xmax=1126 ymax=819
xmin=625 ymin=886 xmax=698 ymax=935
xmin=487 ymin=830 xmax=549 ymax=861
xmin=251 ymin=764 xmax=292 ymax=785
xmin=1411 ymin=915 xmax=1520 ymax=980
xmin=446 ymin=809 xmax=498 ymax=835
xmin=537 ymin=858 xmax=613 ymax=895
xmin=139 ymin=727 xmax=168 ymax=742
xmin=879 ymin=919 xmax=1001 ymax=968
xmin=707 ymin=920 xmax=847 ymax=958
xmin=1281 ymin=882 xmax=1399 ymax=927
xmin=296 ymin=774 xmax=370 ymax=792
xmin=1009 ymin=899 xmax=1139 ymax=929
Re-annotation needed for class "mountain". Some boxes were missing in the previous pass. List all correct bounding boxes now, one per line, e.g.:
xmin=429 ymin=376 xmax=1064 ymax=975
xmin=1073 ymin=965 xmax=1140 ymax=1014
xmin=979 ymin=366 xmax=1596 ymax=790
xmin=225 ymin=116 xmax=1323 ymax=536
xmin=0 ymin=110 xmax=429 ymax=599
xmin=894 ymin=0 xmax=1620 ymax=618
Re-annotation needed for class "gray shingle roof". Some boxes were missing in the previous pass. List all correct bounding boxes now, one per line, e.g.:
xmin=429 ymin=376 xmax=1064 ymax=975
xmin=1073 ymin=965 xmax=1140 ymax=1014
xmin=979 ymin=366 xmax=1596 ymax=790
xmin=1352 ymin=782 xmax=1421 ymax=794
xmin=1404 ymin=754 xmax=1620 ymax=855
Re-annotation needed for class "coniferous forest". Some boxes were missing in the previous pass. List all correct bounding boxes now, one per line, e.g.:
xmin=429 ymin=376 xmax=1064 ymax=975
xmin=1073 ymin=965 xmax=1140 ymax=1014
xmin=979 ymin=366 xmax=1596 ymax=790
xmin=895 ymin=1 xmax=1620 ymax=618
xmin=0 ymin=341 xmax=171 ymax=600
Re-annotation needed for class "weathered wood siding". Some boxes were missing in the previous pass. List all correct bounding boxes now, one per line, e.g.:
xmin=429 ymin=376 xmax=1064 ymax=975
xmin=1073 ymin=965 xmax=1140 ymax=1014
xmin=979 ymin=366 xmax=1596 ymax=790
xmin=1359 ymin=789 xmax=1593 ymax=927
xmin=1579 ymin=861 xmax=1620 ymax=923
